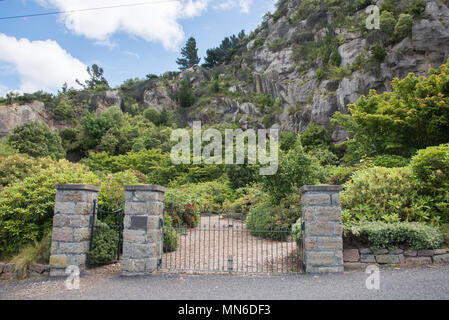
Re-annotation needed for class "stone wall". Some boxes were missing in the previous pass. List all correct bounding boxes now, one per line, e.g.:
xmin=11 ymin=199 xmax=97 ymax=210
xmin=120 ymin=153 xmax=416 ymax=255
xmin=300 ymin=185 xmax=344 ymax=273
xmin=49 ymin=184 xmax=100 ymax=277
xmin=344 ymin=248 xmax=449 ymax=270
xmin=0 ymin=263 xmax=49 ymax=280
xmin=122 ymin=185 xmax=166 ymax=276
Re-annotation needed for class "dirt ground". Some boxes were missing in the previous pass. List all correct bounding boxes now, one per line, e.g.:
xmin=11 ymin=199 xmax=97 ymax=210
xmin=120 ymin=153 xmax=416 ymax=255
xmin=160 ymin=215 xmax=302 ymax=274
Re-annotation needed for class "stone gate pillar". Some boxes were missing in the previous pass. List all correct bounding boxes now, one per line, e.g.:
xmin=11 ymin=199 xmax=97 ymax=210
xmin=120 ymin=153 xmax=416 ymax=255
xmin=50 ymin=184 xmax=100 ymax=277
xmin=122 ymin=185 xmax=166 ymax=276
xmin=300 ymin=185 xmax=344 ymax=274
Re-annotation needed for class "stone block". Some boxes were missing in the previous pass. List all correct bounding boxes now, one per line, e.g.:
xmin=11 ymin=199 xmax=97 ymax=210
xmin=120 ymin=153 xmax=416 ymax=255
xmin=418 ymin=250 xmax=434 ymax=257
xmin=147 ymin=216 xmax=160 ymax=230
xmin=122 ymin=259 xmax=145 ymax=274
xmin=404 ymin=250 xmax=417 ymax=257
xmin=29 ymin=264 xmax=49 ymax=275
xmin=390 ymin=249 xmax=404 ymax=255
xmin=344 ymin=262 xmax=365 ymax=271
xmin=302 ymin=193 xmax=331 ymax=207
xmin=49 ymin=255 xmax=68 ymax=268
xmin=148 ymin=230 xmax=162 ymax=243
xmin=148 ymin=201 xmax=164 ymax=216
xmin=432 ymin=254 xmax=449 ymax=264
xmin=405 ymin=257 xmax=432 ymax=265
xmin=315 ymin=207 xmax=341 ymax=222
xmin=376 ymin=254 xmax=401 ymax=264
xmin=145 ymin=258 xmax=158 ymax=273
xmin=331 ymin=193 xmax=341 ymax=206
xmin=123 ymin=229 xmax=147 ymax=243
xmin=433 ymin=249 xmax=448 ymax=255
xmin=73 ymin=228 xmax=90 ymax=242
xmin=361 ymin=254 xmax=376 ymax=263
xmin=61 ymin=191 xmax=88 ymax=203
xmin=125 ymin=202 xmax=147 ymax=215
xmin=302 ymin=207 xmax=315 ymax=222
xmin=306 ymin=251 xmax=336 ymax=267
xmin=54 ymin=202 xmax=76 ymax=215
xmin=58 ymin=242 xmax=89 ymax=255
xmin=305 ymin=222 xmax=333 ymax=236
xmin=52 ymin=228 xmax=73 ymax=242
xmin=317 ymin=238 xmax=342 ymax=251
xmin=343 ymin=249 xmax=360 ymax=262
xmin=304 ymin=238 xmax=317 ymax=251
xmin=132 ymin=243 xmax=155 ymax=259
xmin=333 ymin=223 xmax=343 ymax=236
xmin=373 ymin=249 xmax=389 ymax=255
xmin=359 ymin=248 xmax=372 ymax=254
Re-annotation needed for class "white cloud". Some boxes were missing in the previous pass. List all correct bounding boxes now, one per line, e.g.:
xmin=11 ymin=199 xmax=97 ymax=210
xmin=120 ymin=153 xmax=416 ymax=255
xmin=36 ymin=0 xmax=210 ymax=51
xmin=0 ymin=84 xmax=10 ymax=98
xmin=213 ymin=0 xmax=253 ymax=13
xmin=0 ymin=33 xmax=89 ymax=93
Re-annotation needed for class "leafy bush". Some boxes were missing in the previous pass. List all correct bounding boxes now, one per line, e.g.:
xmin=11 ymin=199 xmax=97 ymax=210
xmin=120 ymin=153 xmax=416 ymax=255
xmin=291 ymin=218 xmax=303 ymax=246
xmin=394 ymin=14 xmax=413 ymax=41
xmin=0 ymin=160 xmax=99 ymax=255
xmin=262 ymin=145 xmax=319 ymax=204
xmin=0 ymin=155 xmax=49 ymax=189
xmin=410 ymin=144 xmax=449 ymax=222
xmin=371 ymin=44 xmax=387 ymax=62
xmin=163 ymin=214 xmax=178 ymax=253
xmin=344 ymin=221 xmax=444 ymax=250
xmin=322 ymin=165 xmax=359 ymax=185
xmin=342 ymin=167 xmax=418 ymax=223
xmin=245 ymin=203 xmax=301 ymax=240
xmin=5 ymin=122 xmax=65 ymax=160
xmin=380 ymin=11 xmax=396 ymax=36
xmin=372 ymin=154 xmax=410 ymax=168
xmin=87 ymin=222 xmax=119 ymax=267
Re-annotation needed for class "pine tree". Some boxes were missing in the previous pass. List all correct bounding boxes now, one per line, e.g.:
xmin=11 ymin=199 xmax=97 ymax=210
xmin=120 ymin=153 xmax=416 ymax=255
xmin=176 ymin=37 xmax=200 ymax=70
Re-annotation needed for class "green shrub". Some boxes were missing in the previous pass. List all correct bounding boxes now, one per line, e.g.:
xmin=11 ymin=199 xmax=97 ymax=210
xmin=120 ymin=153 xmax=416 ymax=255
xmin=246 ymin=203 xmax=301 ymax=241
xmin=11 ymin=231 xmax=51 ymax=277
xmin=372 ymin=154 xmax=410 ymax=168
xmin=291 ymin=218 xmax=303 ymax=246
xmin=0 ymin=160 xmax=99 ymax=255
xmin=5 ymin=122 xmax=66 ymax=160
xmin=143 ymin=107 xmax=161 ymax=125
xmin=87 ymin=222 xmax=119 ymax=267
xmin=380 ymin=11 xmax=396 ymax=36
xmin=163 ymin=214 xmax=178 ymax=253
xmin=341 ymin=167 xmax=418 ymax=223
xmin=371 ymin=44 xmax=387 ymax=62
xmin=0 ymin=155 xmax=49 ymax=189
xmin=394 ymin=14 xmax=413 ymax=41
xmin=323 ymin=165 xmax=359 ymax=185
xmin=344 ymin=221 xmax=444 ymax=250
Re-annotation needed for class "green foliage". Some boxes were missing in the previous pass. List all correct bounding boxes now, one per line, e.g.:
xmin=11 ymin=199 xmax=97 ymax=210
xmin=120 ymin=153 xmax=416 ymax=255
xmin=225 ymin=165 xmax=259 ymax=190
xmin=254 ymin=37 xmax=266 ymax=48
xmin=333 ymin=59 xmax=449 ymax=161
xmin=143 ymin=107 xmax=162 ymax=125
xmin=394 ymin=14 xmax=413 ymax=41
xmin=380 ymin=11 xmax=397 ymax=36
xmin=0 ymin=160 xmax=99 ymax=255
xmin=280 ymin=131 xmax=298 ymax=152
xmin=76 ymin=64 xmax=109 ymax=90
xmin=11 ymin=231 xmax=52 ymax=277
xmin=371 ymin=44 xmax=387 ymax=62
xmin=163 ymin=214 xmax=178 ymax=253
xmin=245 ymin=203 xmax=301 ymax=240
xmin=291 ymin=217 xmax=303 ymax=246
xmin=176 ymin=37 xmax=201 ymax=70
xmin=372 ymin=154 xmax=410 ymax=168
xmin=203 ymin=30 xmax=246 ymax=69
xmin=262 ymin=145 xmax=319 ymax=204
xmin=300 ymin=124 xmax=333 ymax=152
xmin=344 ymin=221 xmax=444 ymax=250
xmin=5 ymin=122 xmax=65 ymax=160
xmin=87 ymin=222 xmax=119 ymax=267
xmin=178 ymin=79 xmax=196 ymax=108
xmin=0 ymin=155 xmax=49 ymax=189
xmin=322 ymin=165 xmax=359 ymax=185
xmin=0 ymin=139 xmax=18 ymax=157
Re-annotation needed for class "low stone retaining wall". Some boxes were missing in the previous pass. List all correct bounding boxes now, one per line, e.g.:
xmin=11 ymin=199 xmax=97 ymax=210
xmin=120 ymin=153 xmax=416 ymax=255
xmin=343 ymin=248 xmax=449 ymax=270
xmin=0 ymin=263 xmax=50 ymax=280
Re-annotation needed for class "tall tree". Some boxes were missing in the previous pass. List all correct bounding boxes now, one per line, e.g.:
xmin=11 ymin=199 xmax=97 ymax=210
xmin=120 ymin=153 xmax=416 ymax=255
xmin=77 ymin=64 xmax=109 ymax=89
xmin=176 ymin=37 xmax=200 ymax=70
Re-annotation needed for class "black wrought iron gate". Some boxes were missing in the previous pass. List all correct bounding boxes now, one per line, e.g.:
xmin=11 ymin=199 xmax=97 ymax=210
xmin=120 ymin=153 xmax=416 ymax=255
xmin=159 ymin=212 xmax=302 ymax=274
xmin=87 ymin=200 xmax=124 ymax=268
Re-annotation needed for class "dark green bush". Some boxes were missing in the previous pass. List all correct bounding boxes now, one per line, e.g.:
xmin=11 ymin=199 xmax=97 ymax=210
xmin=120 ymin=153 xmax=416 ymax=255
xmin=245 ymin=203 xmax=301 ymax=241
xmin=87 ymin=222 xmax=119 ymax=266
xmin=163 ymin=214 xmax=178 ymax=253
xmin=372 ymin=154 xmax=410 ymax=168
xmin=371 ymin=44 xmax=387 ymax=62
xmin=394 ymin=14 xmax=413 ymax=41
xmin=344 ymin=221 xmax=444 ymax=250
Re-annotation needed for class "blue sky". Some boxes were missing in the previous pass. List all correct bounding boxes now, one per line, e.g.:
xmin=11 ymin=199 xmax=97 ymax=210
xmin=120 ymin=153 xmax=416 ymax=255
xmin=0 ymin=0 xmax=276 ymax=97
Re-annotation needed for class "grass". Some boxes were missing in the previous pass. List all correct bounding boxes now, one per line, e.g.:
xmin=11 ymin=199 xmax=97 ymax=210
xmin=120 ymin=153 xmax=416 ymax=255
xmin=11 ymin=231 xmax=52 ymax=278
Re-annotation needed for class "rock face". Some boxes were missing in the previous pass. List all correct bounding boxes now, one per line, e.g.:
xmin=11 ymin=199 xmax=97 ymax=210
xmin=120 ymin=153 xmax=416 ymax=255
xmin=0 ymin=101 xmax=53 ymax=139
xmin=165 ymin=0 xmax=449 ymax=141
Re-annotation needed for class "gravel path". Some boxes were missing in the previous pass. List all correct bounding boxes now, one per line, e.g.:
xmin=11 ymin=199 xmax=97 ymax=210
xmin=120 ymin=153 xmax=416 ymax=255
xmin=161 ymin=215 xmax=301 ymax=274
xmin=2 ymin=265 xmax=449 ymax=300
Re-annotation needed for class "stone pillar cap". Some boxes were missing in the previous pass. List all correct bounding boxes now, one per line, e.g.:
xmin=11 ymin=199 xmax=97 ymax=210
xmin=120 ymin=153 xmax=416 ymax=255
xmin=300 ymin=185 xmax=343 ymax=193
xmin=54 ymin=184 xmax=101 ymax=192
xmin=124 ymin=185 xmax=167 ymax=193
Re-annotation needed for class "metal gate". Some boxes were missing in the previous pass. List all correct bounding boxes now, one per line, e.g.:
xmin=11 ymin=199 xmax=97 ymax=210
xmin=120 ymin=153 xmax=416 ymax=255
xmin=159 ymin=210 xmax=302 ymax=275
xmin=87 ymin=200 xmax=124 ymax=268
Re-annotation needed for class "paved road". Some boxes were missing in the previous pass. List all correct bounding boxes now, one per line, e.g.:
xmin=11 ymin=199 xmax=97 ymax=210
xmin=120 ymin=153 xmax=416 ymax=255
xmin=1 ymin=265 xmax=449 ymax=300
